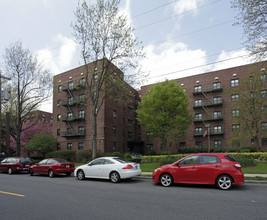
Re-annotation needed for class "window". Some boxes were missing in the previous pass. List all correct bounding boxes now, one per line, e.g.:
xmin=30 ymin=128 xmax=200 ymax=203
xmin=57 ymin=114 xmax=61 ymax=121
xmin=231 ymin=79 xmax=239 ymax=87
xmin=179 ymin=142 xmax=186 ymax=149
xmin=78 ymin=142 xmax=84 ymax=150
xmin=249 ymin=76 xmax=253 ymax=82
xmin=112 ymin=126 xmax=116 ymax=135
xmin=261 ymin=105 xmax=267 ymax=113
xmin=261 ymin=74 xmax=266 ymax=82
xmin=67 ymin=143 xmax=72 ymax=150
xmin=57 ymin=144 xmax=61 ymax=150
xmin=91 ymin=159 xmax=105 ymax=165
xmin=68 ymin=82 xmax=74 ymax=90
xmin=213 ymin=82 xmax=221 ymax=90
xmin=261 ymin=90 xmax=267 ymax=98
xmin=113 ymin=110 xmax=117 ymax=118
xmin=262 ymin=138 xmax=267 ymax=147
xmin=146 ymin=132 xmax=153 ymax=137
xmin=232 ymin=124 xmax=240 ymax=132
xmin=214 ymin=126 xmax=222 ymax=133
xmin=57 ymin=100 xmax=61 ymax=107
xmin=79 ymin=94 xmax=85 ymax=102
xmin=195 ymin=141 xmax=202 ymax=148
xmin=78 ymin=126 xmax=85 ymax=135
xmin=194 ymin=99 xmax=202 ymax=107
xmin=128 ymin=119 xmax=133 ymax=126
xmin=180 ymin=156 xmax=199 ymax=165
xmin=213 ymin=96 xmax=222 ymax=104
xmin=113 ymin=142 xmax=117 ymax=151
xmin=58 ymin=85 xmax=62 ymax=92
xmin=231 ymin=94 xmax=239 ymax=102
xmin=78 ymin=110 xmax=85 ymax=119
xmin=128 ymin=132 xmax=133 ymax=138
xmin=79 ymin=78 xmax=86 ymax=86
xmin=200 ymin=155 xmax=220 ymax=164
xmin=146 ymin=144 xmax=154 ymax=151
xmin=213 ymin=111 xmax=222 ymax=119
xmin=67 ymin=112 xmax=73 ymax=120
xmin=194 ymin=85 xmax=202 ymax=93
xmin=214 ymin=140 xmax=222 ymax=148
xmin=67 ymin=128 xmax=73 ymax=134
xmin=194 ymin=127 xmax=203 ymax=135
xmin=195 ymin=113 xmax=202 ymax=120
xmin=128 ymin=107 xmax=133 ymax=114
xmin=232 ymin=109 xmax=240 ymax=117
xmin=262 ymin=122 xmax=267 ymax=130
xmin=57 ymin=129 xmax=60 ymax=136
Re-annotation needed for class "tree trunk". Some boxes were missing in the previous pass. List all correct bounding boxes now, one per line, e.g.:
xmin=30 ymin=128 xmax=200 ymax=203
xmin=92 ymin=109 xmax=97 ymax=160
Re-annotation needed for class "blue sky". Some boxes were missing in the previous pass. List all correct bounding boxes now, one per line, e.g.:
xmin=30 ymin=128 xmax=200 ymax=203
xmin=0 ymin=0 xmax=255 ymax=112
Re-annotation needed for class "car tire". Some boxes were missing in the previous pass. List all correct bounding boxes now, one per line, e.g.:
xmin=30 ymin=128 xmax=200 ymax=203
xmin=8 ymin=167 xmax=13 ymax=175
xmin=29 ymin=169 xmax=34 ymax=176
xmin=216 ymin=175 xmax=233 ymax=190
xmin=77 ymin=170 xmax=85 ymax=180
xmin=160 ymin=173 xmax=173 ymax=187
xmin=110 ymin=171 xmax=120 ymax=183
xmin=48 ymin=170 xmax=54 ymax=178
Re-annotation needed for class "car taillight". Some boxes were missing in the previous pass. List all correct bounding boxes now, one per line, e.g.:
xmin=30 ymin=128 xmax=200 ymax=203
xmin=123 ymin=164 xmax=133 ymax=169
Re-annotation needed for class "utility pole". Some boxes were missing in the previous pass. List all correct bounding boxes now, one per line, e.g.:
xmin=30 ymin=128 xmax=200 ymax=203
xmin=0 ymin=70 xmax=11 ymax=154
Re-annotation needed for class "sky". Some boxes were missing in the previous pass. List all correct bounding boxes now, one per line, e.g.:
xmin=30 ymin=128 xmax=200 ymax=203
xmin=0 ymin=0 xmax=258 ymax=112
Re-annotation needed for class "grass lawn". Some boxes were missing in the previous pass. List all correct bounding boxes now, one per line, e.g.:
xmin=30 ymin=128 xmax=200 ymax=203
xmin=140 ymin=162 xmax=267 ymax=174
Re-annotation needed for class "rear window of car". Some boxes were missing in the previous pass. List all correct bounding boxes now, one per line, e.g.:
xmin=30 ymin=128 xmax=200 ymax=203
xmin=113 ymin=158 xmax=127 ymax=164
xmin=53 ymin=159 xmax=68 ymax=163
xmin=19 ymin=158 xmax=32 ymax=163
xmin=224 ymin=155 xmax=237 ymax=162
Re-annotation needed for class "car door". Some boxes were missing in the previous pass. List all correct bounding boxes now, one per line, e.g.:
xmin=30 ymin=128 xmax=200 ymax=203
xmin=0 ymin=158 xmax=10 ymax=171
xmin=196 ymin=155 xmax=221 ymax=184
xmin=174 ymin=156 xmax=199 ymax=183
xmin=35 ymin=159 xmax=48 ymax=174
xmin=44 ymin=159 xmax=53 ymax=174
xmin=84 ymin=159 xmax=105 ymax=178
xmin=101 ymin=159 xmax=115 ymax=178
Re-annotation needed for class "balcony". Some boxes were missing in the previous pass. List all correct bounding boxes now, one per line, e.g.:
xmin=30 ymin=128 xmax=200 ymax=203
xmin=62 ymin=115 xmax=85 ymax=122
xmin=62 ymin=97 xmax=86 ymax=107
xmin=193 ymin=129 xmax=224 ymax=137
xmin=193 ymin=99 xmax=223 ymax=108
xmin=62 ymin=80 xmax=86 ymax=92
xmin=61 ymin=130 xmax=86 ymax=138
xmin=194 ymin=115 xmax=224 ymax=122
xmin=193 ymin=85 xmax=223 ymax=95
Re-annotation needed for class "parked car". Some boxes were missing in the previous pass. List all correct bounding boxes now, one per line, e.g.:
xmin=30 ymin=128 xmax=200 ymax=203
xmin=28 ymin=158 xmax=75 ymax=178
xmin=0 ymin=157 xmax=34 ymax=174
xmin=74 ymin=157 xmax=142 ymax=183
xmin=152 ymin=153 xmax=244 ymax=190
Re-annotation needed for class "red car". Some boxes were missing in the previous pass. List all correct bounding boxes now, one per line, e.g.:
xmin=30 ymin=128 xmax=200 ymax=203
xmin=0 ymin=157 xmax=34 ymax=174
xmin=29 ymin=158 xmax=75 ymax=178
xmin=152 ymin=153 xmax=244 ymax=190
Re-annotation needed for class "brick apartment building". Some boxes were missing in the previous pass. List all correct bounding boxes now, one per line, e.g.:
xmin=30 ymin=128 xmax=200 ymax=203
xmin=53 ymin=60 xmax=267 ymax=154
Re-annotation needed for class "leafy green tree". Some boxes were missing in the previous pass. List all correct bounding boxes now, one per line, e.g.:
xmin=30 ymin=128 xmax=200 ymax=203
xmin=231 ymin=0 xmax=267 ymax=59
xmin=231 ymin=65 xmax=267 ymax=151
xmin=72 ymin=0 xmax=144 ymax=159
xmin=136 ymin=80 xmax=192 ymax=152
xmin=25 ymin=133 xmax=57 ymax=158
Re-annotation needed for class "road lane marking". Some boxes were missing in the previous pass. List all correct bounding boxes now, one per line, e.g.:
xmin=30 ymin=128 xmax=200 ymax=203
xmin=0 ymin=190 xmax=25 ymax=197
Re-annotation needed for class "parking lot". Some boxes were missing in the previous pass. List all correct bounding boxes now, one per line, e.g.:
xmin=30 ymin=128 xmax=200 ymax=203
xmin=1 ymin=172 xmax=267 ymax=220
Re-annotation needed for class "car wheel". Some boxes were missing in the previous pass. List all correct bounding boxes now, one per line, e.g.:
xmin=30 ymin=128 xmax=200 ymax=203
xmin=110 ymin=171 xmax=120 ymax=183
xmin=48 ymin=170 xmax=54 ymax=178
xmin=8 ymin=167 xmax=13 ymax=175
xmin=29 ymin=169 xmax=34 ymax=176
xmin=160 ymin=173 xmax=173 ymax=187
xmin=77 ymin=170 xmax=85 ymax=180
xmin=216 ymin=175 xmax=233 ymax=190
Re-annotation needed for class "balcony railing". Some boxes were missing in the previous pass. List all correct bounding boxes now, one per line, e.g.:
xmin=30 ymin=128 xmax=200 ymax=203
xmin=193 ymin=99 xmax=223 ymax=108
xmin=61 ymin=130 xmax=86 ymax=138
xmin=193 ymin=129 xmax=224 ymax=136
xmin=62 ymin=97 xmax=86 ymax=107
xmin=193 ymin=86 xmax=223 ymax=95
xmin=62 ymin=115 xmax=85 ymax=122
xmin=194 ymin=115 xmax=224 ymax=122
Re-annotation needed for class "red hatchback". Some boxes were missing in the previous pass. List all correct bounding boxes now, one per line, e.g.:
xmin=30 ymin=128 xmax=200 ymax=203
xmin=152 ymin=153 xmax=244 ymax=190
xmin=29 ymin=158 xmax=75 ymax=178
xmin=0 ymin=157 xmax=34 ymax=174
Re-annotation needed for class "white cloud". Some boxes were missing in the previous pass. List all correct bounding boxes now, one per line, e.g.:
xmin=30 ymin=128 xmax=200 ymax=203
xmin=173 ymin=0 xmax=204 ymax=18
xmin=37 ymin=34 xmax=77 ymax=75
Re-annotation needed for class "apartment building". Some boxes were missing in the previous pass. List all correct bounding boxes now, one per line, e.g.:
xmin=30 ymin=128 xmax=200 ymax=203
xmin=53 ymin=60 xmax=267 ymax=154
xmin=52 ymin=61 xmax=142 ymax=154
xmin=139 ymin=61 xmax=267 ymax=154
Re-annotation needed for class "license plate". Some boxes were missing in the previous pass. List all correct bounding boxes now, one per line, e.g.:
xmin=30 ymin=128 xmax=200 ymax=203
xmin=66 ymin=165 xmax=70 ymax=168
xmin=25 ymin=164 xmax=29 ymax=167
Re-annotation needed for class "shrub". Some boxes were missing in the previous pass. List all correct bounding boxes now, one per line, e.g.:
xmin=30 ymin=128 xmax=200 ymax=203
xmin=76 ymin=150 xmax=92 ymax=163
xmin=159 ymin=158 xmax=177 ymax=166
xmin=124 ymin=152 xmax=132 ymax=161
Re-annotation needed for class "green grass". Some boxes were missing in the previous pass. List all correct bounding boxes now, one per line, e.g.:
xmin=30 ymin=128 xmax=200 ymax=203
xmin=140 ymin=163 xmax=160 ymax=172
xmin=242 ymin=162 xmax=267 ymax=174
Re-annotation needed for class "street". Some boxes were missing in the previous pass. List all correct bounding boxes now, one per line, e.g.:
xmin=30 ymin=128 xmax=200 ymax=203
xmin=1 ymin=173 xmax=267 ymax=220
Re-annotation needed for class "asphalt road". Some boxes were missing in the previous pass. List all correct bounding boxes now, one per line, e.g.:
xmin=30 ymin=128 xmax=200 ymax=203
xmin=0 ymin=173 xmax=267 ymax=220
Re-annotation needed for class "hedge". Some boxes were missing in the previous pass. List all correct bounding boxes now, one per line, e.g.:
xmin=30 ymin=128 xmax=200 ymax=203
xmin=141 ymin=152 xmax=267 ymax=163
xmin=46 ymin=150 xmax=76 ymax=162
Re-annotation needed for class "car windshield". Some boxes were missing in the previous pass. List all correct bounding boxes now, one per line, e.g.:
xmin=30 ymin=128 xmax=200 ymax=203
xmin=224 ymin=155 xmax=237 ymax=162
xmin=53 ymin=159 xmax=68 ymax=163
xmin=19 ymin=158 xmax=32 ymax=163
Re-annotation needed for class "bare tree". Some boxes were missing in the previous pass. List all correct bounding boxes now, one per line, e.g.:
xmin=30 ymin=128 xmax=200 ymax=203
xmin=72 ymin=0 xmax=144 ymax=159
xmin=231 ymin=0 xmax=267 ymax=59
xmin=2 ymin=41 xmax=52 ymax=156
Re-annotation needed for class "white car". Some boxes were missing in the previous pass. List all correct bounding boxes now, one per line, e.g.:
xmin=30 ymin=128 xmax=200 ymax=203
xmin=74 ymin=157 xmax=142 ymax=183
